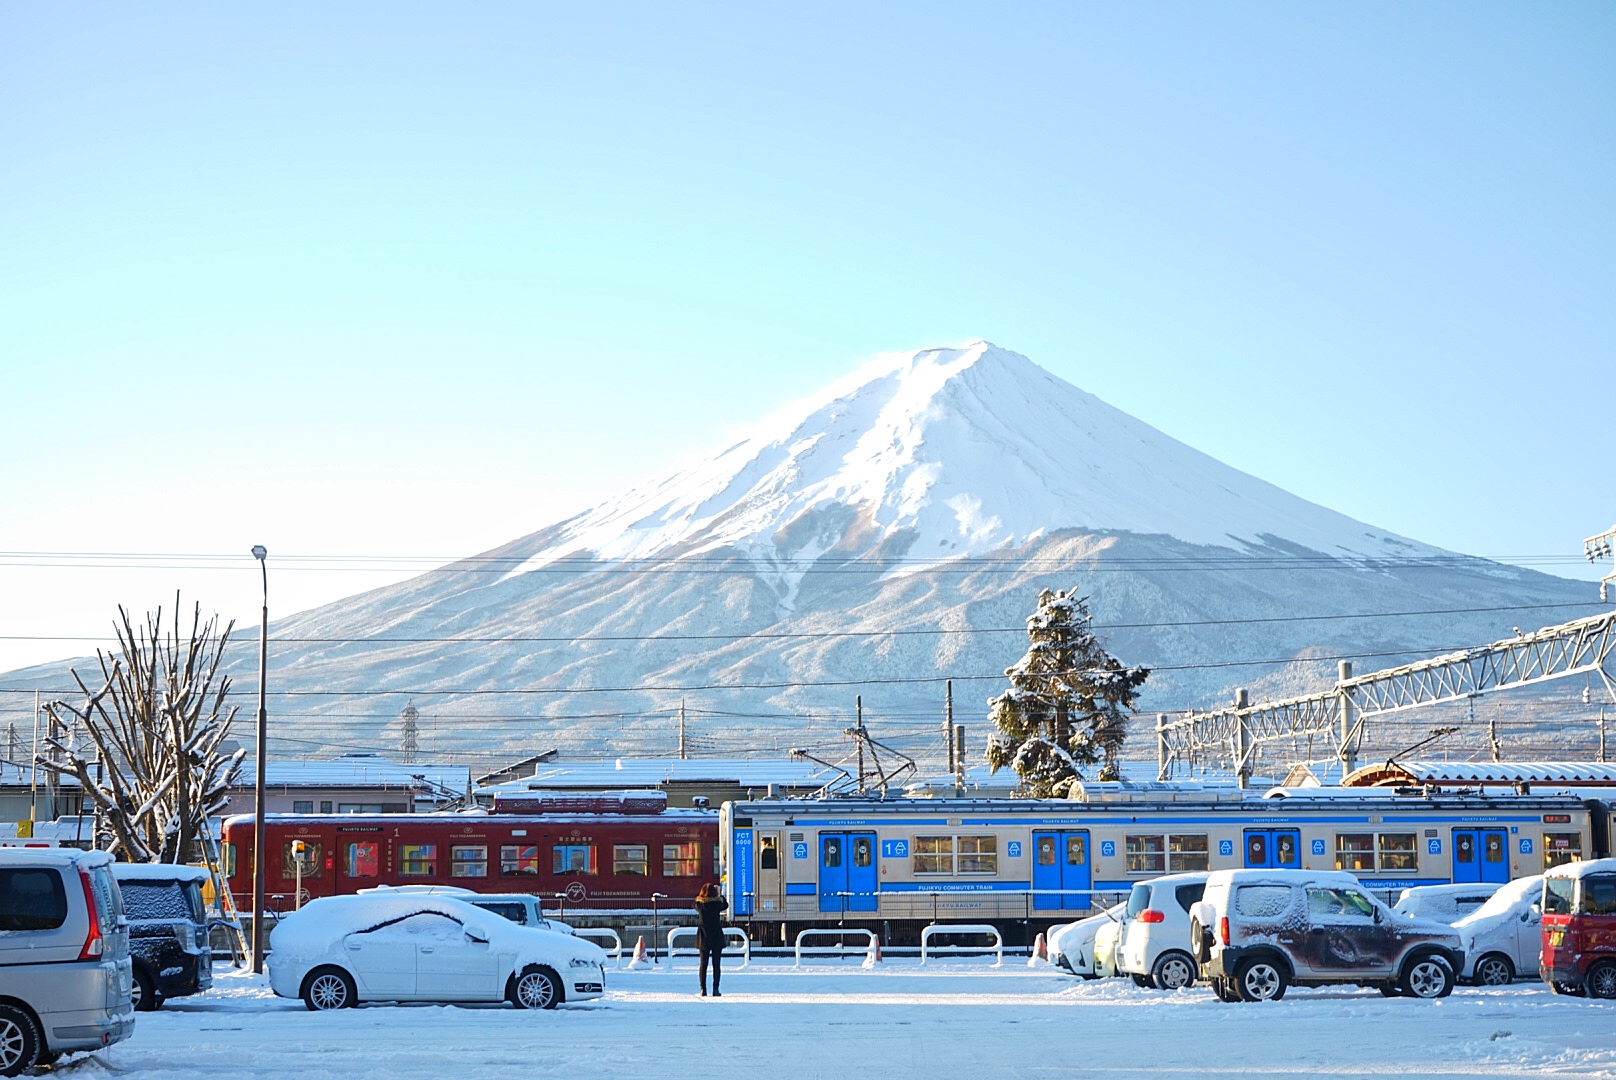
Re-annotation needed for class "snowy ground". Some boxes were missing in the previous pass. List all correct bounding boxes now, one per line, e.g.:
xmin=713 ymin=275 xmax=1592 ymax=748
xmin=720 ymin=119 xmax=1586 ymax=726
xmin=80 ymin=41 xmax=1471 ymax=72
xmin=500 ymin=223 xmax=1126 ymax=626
xmin=53 ymin=959 xmax=1616 ymax=1080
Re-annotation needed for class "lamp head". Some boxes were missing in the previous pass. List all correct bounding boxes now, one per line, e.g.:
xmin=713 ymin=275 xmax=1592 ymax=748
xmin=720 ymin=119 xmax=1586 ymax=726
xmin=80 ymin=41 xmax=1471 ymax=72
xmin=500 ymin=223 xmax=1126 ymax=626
xmin=251 ymin=545 xmax=267 ymax=561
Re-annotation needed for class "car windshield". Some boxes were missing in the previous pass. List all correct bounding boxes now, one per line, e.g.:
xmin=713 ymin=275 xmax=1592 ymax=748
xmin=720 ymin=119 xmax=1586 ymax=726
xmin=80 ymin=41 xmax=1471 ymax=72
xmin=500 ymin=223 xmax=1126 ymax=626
xmin=1462 ymin=876 xmax=1540 ymax=923
xmin=1543 ymin=876 xmax=1575 ymax=915
xmin=1125 ymin=884 xmax=1152 ymax=919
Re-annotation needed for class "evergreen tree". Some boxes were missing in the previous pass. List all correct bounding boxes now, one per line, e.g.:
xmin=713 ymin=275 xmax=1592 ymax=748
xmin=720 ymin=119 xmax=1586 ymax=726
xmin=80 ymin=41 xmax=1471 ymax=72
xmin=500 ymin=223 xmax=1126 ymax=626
xmin=985 ymin=589 xmax=1149 ymax=797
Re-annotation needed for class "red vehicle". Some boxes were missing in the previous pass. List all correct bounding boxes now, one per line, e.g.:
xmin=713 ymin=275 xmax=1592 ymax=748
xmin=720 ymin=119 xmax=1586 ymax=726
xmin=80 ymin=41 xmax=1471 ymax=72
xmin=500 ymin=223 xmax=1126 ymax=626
xmin=1541 ymin=855 xmax=1616 ymax=998
xmin=220 ymin=791 xmax=718 ymax=914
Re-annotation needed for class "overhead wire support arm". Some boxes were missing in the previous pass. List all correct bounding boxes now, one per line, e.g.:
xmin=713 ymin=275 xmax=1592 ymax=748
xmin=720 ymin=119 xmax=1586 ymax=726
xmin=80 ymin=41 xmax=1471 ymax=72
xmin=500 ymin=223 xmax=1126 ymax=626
xmin=1157 ymin=607 xmax=1616 ymax=782
xmin=1587 ymin=524 xmax=1616 ymax=603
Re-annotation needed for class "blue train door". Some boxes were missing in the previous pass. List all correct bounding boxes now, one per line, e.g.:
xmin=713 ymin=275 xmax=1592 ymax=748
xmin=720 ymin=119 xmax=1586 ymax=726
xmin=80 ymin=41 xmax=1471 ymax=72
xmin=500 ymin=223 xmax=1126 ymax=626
xmin=819 ymin=832 xmax=878 ymax=913
xmin=1032 ymin=831 xmax=1091 ymax=910
xmin=1244 ymin=829 xmax=1301 ymax=869
xmin=1452 ymin=828 xmax=1509 ymax=884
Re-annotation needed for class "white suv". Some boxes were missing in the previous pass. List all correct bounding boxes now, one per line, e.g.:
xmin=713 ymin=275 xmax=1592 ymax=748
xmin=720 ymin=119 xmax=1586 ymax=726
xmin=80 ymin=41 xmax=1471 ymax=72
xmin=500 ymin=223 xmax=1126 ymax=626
xmin=1116 ymin=872 xmax=1209 ymax=990
xmin=1189 ymin=868 xmax=1464 ymax=1002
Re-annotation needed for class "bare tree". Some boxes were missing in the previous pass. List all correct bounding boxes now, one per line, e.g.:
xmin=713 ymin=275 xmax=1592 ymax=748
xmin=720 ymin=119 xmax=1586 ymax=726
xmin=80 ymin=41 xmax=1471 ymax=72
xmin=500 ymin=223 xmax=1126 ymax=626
xmin=37 ymin=596 xmax=245 ymax=863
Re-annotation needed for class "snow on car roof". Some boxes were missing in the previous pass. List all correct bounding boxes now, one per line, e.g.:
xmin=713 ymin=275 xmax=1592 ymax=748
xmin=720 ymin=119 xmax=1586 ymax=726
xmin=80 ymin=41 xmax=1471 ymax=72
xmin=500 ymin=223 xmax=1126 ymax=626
xmin=111 ymin=862 xmax=212 ymax=883
xmin=1543 ymin=856 xmax=1616 ymax=880
xmin=0 ymin=847 xmax=113 ymax=869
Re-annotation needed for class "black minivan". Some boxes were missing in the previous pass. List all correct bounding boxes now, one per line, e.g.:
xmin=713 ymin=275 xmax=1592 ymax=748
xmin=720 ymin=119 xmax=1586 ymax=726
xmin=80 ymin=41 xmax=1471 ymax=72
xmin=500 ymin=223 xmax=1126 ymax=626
xmin=111 ymin=863 xmax=214 ymax=1010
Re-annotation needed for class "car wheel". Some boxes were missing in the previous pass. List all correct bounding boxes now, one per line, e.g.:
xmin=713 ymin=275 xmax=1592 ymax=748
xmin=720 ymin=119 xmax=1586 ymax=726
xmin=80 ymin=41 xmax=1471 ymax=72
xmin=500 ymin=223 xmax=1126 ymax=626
xmin=1588 ymin=961 xmax=1616 ymax=1000
xmin=511 ymin=966 xmax=562 ymax=1010
xmin=1399 ymin=955 xmax=1455 ymax=999
xmin=302 ymin=967 xmax=357 ymax=1011
xmin=1472 ymin=953 xmax=1515 ymax=987
xmin=1130 ymin=972 xmax=1154 ymax=989
xmin=1151 ymin=952 xmax=1197 ymax=991
xmin=1235 ymin=959 xmax=1288 ymax=1002
xmin=133 ymin=965 xmax=161 ymax=1011
xmin=0 ymin=1004 xmax=41 ymax=1078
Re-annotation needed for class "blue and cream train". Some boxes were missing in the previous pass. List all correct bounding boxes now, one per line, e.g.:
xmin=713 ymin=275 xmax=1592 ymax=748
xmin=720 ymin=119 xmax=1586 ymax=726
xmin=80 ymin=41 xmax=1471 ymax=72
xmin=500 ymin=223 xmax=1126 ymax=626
xmin=718 ymin=785 xmax=1614 ymax=944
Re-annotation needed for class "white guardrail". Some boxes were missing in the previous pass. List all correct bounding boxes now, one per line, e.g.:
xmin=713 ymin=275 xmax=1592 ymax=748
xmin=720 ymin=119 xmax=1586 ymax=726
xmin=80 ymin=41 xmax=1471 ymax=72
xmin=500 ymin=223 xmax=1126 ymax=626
xmin=665 ymin=926 xmax=751 ymax=968
xmin=570 ymin=927 xmax=623 ymax=964
xmin=919 ymin=923 xmax=1003 ymax=967
xmin=794 ymin=927 xmax=879 ymax=967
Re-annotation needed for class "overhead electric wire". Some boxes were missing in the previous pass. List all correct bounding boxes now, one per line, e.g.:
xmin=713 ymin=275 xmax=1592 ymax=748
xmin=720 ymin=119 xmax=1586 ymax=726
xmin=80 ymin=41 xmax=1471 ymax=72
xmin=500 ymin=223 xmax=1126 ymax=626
xmin=1 ymin=601 xmax=1606 ymax=645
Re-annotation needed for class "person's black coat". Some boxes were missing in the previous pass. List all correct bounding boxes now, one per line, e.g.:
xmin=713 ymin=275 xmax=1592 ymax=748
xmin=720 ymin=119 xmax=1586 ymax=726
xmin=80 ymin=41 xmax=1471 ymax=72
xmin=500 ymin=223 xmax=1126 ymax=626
xmin=694 ymin=894 xmax=728 ymax=951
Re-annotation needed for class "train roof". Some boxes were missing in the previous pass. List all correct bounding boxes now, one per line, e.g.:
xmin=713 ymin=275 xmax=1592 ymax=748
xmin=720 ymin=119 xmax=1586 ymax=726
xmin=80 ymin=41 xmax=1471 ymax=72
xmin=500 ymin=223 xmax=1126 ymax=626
xmin=723 ymin=788 xmax=1600 ymax=815
xmin=222 ymin=807 xmax=715 ymax=829
xmin=1343 ymin=760 xmax=1616 ymax=789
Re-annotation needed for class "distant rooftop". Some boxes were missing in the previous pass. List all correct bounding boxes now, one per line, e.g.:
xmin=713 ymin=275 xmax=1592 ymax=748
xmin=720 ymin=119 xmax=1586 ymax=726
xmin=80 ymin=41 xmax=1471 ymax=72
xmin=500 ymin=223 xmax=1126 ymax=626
xmin=1344 ymin=760 xmax=1616 ymax=788
xmin=248 ymin=755 xmax=468 ymax=794
xmin=477 ymin=757 xmax=842 ymax=795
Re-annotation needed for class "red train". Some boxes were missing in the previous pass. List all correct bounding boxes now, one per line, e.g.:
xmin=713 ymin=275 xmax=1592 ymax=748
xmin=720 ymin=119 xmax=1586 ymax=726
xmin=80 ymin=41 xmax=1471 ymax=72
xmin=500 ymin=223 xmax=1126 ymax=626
xmin=220 ymin=791 xmax=719 ymax=913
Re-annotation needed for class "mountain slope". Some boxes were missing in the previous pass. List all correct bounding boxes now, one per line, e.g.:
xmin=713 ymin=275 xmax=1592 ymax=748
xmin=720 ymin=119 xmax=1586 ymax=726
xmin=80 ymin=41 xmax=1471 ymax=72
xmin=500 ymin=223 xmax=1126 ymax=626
xmin=3 ymin=343 xmax=1601 ymax=768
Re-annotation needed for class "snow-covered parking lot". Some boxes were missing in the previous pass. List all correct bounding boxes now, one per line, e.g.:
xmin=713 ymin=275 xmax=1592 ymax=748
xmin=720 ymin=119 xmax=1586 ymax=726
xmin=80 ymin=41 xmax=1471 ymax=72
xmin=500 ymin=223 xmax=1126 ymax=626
xmin=60 ymin=960 xmax=1616 ymax=1080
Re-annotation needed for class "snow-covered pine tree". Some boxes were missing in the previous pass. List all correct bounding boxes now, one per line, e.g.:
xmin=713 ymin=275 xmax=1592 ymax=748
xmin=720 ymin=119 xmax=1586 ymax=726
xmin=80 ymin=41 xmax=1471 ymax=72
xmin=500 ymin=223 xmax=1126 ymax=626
xmin=36 ymin=596 xmax=244 ymax=863
xmin=985 ymin=588 xmax=1149 ymax=797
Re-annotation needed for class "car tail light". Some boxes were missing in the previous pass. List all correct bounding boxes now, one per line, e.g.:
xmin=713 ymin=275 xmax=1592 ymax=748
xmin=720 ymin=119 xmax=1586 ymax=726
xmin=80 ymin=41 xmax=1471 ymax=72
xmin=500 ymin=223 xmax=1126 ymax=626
xmin=78 ymin=870 xmax=104 ymax=959
xmin=1219 ymin=917 xmax=1230 ymax=946
xmin=1138 ymin=909 xmax=1166 ymax=924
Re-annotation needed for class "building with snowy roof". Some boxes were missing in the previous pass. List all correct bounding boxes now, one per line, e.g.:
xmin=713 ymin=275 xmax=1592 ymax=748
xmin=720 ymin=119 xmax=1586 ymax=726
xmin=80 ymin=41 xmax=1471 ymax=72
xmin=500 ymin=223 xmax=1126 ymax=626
xmin=0 ymin=758 xmax=82 ymax=824
xmin=224 ymin=754 xmax=471 ymax=815
xmin=475 ymin=756 xmax=849 ymax=808
xmin=1342 ymin=760 xmax=1616 ymax=792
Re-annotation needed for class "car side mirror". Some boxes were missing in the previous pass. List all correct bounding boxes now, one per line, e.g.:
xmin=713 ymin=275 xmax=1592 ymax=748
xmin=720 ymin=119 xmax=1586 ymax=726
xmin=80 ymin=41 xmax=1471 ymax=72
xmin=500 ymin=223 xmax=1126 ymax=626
xmin=466 ymin=930 xmax=489 ymax=945
xmin=1529 ymin=902 xmax=1541 ymax=918
xmin=1373 ymin=907 xmax=1383 ymax=924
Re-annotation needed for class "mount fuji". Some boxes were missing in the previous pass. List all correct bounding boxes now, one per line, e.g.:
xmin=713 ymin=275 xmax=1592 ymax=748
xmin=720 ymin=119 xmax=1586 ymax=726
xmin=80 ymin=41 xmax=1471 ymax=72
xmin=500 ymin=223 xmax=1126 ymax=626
xmin=5 ymin=343 xmax=1599 ymax=767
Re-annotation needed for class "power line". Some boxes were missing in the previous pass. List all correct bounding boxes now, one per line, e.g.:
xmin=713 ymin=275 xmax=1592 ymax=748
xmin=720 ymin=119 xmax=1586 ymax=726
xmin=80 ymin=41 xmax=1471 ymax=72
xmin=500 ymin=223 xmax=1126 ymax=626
xmin=2 ymin=601 xmax=1605 ymax=645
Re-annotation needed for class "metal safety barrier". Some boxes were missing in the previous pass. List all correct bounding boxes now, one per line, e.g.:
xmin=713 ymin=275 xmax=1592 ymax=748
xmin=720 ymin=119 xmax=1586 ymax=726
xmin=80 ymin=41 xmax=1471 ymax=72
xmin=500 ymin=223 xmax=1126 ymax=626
xmin=794 ymin=927 xmax=879 ymax=967
xmin=665 ymin=926 xmax=751 ymax=969
xmin=919 ymin=923 xmax=1003 ymax=967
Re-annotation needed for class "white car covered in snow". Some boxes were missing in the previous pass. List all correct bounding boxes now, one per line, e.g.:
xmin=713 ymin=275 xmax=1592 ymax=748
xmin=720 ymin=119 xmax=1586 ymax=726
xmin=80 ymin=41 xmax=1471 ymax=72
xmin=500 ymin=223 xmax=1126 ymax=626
xmin=1392 ymin=882 xmax=1501 ymax=924
xmin=268 ymin=893 xmax=606 ymax=1011
xmin=1048 ymin=903 xmax=1126 ymax=977
xmin=1116 ymin=871 xmax=1210 ymax=990
xmin=1453 ymin=875 xmax=1543 ymax=986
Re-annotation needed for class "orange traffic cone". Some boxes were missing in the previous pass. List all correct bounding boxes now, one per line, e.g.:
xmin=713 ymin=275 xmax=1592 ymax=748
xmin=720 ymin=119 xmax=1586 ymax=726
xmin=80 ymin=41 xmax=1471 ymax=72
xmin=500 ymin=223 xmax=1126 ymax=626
xmin=1034 ymin=932 xmax=1048 ymax=961
xmin=628 ymin=935 xmax=650 ymax=968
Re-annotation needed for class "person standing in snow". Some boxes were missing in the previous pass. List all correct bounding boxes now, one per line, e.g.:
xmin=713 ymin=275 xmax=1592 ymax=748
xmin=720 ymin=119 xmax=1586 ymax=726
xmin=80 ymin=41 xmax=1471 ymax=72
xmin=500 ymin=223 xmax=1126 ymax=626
xmin=694 ymin=882 xmax=728 ymax=997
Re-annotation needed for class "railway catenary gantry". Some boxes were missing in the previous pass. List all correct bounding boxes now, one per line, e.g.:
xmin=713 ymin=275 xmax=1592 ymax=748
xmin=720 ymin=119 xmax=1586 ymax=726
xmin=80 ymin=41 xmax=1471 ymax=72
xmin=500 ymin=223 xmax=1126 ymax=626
xmin=1155 ymin=607 xmax=1616 ymax=785
xmin=719 ymin=789 xmax=1612 ymax=946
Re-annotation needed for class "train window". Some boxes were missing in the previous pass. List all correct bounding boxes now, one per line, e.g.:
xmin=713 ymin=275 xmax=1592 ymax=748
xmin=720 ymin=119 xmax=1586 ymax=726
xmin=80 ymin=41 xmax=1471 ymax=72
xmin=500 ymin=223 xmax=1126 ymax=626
xmin=222 ymin=843 xmax=237 ymax=877
xmin=553 ymin=845 xmax=598 ymax=875
xmin=501 ymin=845 xmax=540 ymax=875
xmin=1334 ymin=834 xmax=1376 ymax=872
xmin=1169 ymin=835 xmax=1209 ymax=871
xmin=293 ymin=800 xmax=313 ymax=814
xmin=283 ymin=841 xmax=324 ymax=880
xmin=614 ymin=845 xmax=649 ymax=875
xmin=345 ymin=842 xmax=379 ymax=878
xmin=1036 ymin=836 xmax=1058 ymax=866
xmin=1379 ymin=833 xmax=1418 ymax=871
xmin=854 ymin=836 xmax=873 ymax=869
xmin=759 ymin=836 xmax=779 ymax=870
xmin=1483 ymin=833 xmax=1505 ymax=865
xmin=1543 ymin=832 xmax=1583 ymax=870
xmin=913 ymin=836 xmax=953 ymax=874
xmin=664 ymin=842 xmax=701 ymax=877
xmin=1126 ymin=835 xmax=1166 ymax=874
xmin=823 ymin=838 xmax=842 ymax=868
xmin=451 ymin=845 xmax=488 ymax=878
xmin=958 ymin=836 xmax=997 ymax=874
xmin=399 ymin=844 xmax=436 ymax=877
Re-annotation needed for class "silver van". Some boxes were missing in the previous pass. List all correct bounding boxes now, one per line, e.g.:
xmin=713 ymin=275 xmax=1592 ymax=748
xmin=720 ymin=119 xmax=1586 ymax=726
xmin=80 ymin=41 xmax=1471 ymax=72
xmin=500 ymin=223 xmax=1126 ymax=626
xmin=0 ymin=848 xmax=134 ymax=1074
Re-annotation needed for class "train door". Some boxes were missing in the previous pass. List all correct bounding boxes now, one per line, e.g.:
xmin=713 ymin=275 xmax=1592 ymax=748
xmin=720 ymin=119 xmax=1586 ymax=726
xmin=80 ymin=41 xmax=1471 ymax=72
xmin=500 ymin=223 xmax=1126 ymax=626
xmin=1451 ymin=828 xmax=1509 ymax=884
xmin=750 ymin=830 xmax=783 ymax=914
xmin=818 ymin=832 xmax=878 ymax=913
xmin=337 ymin=829 xmax=384 ymax=896
xmin=1244 ymin=829 xmax=1301 ymax=869
xmin=1031 ymin=831 xmax=1091 ymax=910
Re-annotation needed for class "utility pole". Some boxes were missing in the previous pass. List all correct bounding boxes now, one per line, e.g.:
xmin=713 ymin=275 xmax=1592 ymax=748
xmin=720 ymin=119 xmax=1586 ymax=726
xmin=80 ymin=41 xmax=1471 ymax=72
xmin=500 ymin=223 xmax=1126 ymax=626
xmin=954 ymin=724 xmax=966 ymax=791
xmin=251 ymin=545 xmax=269 ymax=976
xmin=943 ymin=681 xmax=954 ymax=779
xmin=1600 ymin=707 xmax=1607 ymax=764
xmin=855 ymin=696 xmax=865 ymax=793
xmin=1488 ymin=702 xmax=1502 ymax=763
xmin=678 ymin=700 xmax=687 ymax=759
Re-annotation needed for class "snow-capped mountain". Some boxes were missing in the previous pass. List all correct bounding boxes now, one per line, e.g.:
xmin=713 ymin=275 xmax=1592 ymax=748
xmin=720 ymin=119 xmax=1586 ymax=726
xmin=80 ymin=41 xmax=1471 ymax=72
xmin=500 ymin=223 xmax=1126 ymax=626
xmin=3 ymin=343 xmax=1600 ymax=767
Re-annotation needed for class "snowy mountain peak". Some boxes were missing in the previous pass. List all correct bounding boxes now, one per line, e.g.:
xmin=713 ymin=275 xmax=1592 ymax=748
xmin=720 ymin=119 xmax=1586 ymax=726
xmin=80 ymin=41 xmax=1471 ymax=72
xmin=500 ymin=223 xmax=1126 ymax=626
xmin=502 ymin=342 xmax=1440 ymax=595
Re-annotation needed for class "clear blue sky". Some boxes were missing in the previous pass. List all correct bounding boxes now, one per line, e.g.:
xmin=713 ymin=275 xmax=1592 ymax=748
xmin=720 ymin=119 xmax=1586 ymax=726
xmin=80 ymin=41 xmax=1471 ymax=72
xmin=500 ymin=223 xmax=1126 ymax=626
xmin=2 ymin=2 xmax=1613 ymax=671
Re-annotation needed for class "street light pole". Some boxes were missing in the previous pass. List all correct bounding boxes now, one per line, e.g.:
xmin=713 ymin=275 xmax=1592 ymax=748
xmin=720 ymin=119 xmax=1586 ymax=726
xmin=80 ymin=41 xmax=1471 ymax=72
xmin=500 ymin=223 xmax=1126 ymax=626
xmin=651 ymin=892 xmax=666 ymax=963
xmin=250 ymin=545 xmax=269 ymax=975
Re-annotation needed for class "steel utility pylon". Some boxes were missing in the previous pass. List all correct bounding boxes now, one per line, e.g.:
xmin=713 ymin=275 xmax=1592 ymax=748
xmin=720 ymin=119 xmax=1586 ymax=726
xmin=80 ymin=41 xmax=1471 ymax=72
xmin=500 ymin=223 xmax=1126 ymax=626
xmin=1156 ymin=608 xmax=1616 ymax=785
